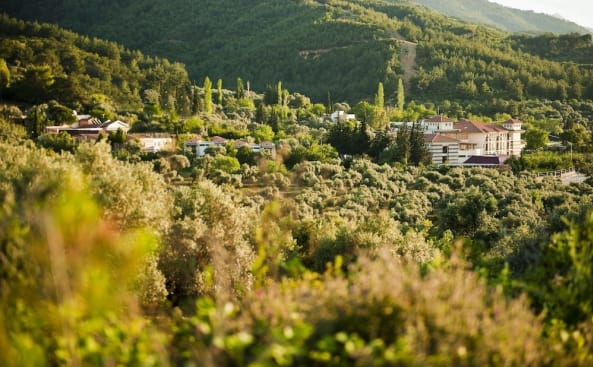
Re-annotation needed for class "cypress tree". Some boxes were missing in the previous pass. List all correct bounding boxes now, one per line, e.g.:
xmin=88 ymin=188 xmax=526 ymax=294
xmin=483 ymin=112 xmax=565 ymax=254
xmin=203 ymin=76 xmax=213 ymax=113
xmin=375 ymin=82 xmax=384 ymax=110
xmin=236 ymin=77 xmax=245 ymax=99
xmin=276 ymin=81 xmax=282 ymax=106
xmin=397 ymin=78 xmax=405 ymax=111
xmin=216 ymin=78 xmax=223 ymax=105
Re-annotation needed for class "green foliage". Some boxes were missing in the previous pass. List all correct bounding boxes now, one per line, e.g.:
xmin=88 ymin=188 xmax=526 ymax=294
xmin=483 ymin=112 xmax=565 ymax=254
xmin=326 ymin=120 xmax=371 ymax=157
xmin=0 ymin=14 xmax=191 ymax=113
xmin=397 ymin=77 xmax=405 ymax=111
xmin=0 ymin=127 xmax=168 ymax=365
xmin=527 ymin=213 xmax=593 ymax=325
xmin=2 ymin=2 xmax=593 ymax=104
xmin=374 ymin=82 xmax=384 ymax=110
xmin=211 ymin=155 xmax=240 ymax=174
xmin=4 ymin=116 xmax=593 ymax=363
xmin=216 ymin=78 xmax=223 ymax=105
xmin=37 ymin=131 xmax=78 ymax=153
xmin=252 ymin=124 xmax=275 ymax=142
xmin=204 ymin=251 xmax=547 ymax=366
xmin=203 ymin=76 xmax=213 ymax=114
xmin=524 ymin=126 xmax=549 ymax=150
xmin=0 ymin=58 xmax=9 ymax=100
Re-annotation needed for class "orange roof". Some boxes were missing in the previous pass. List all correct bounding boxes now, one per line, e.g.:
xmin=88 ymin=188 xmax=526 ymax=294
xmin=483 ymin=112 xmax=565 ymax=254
xmin=454 ymin=119 xmax=508 ymax=133
xmin=211 ymin=136 xmax=227 ymax=144
xmin=424 ymin=134 xmax=460 ymax=143
xmin=425 ymin=115 xmax=454 ymax=123
xmin=503 ymin=118 xmax=522 ymax=125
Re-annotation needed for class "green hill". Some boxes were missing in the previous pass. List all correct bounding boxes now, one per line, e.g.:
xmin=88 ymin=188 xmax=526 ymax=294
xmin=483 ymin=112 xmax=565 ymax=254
xmin=0 ymin=14 xmax=192 ymax=113
xmin=411 ymin=0 xmax=590 ymax=34
xmin=1 ymin=0 xmax=593 ymax=103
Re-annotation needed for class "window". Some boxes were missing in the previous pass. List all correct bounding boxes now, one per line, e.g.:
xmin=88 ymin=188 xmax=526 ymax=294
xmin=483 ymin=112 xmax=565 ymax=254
xmin=442 ymin=146 xmax=448 ymax=153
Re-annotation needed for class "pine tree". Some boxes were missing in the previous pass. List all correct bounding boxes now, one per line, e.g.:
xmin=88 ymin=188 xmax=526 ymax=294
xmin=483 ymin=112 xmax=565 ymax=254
xmin=397 ymin=78 xmax=405 ymax=111
xmin=216 ymin=78 xmax=223 ymax=105
xmin=395 ymin=123 xmax=410 ymax=164
xmin=409 ymin=122 xmax=431 ymax=165
xmin=203 ymin=76 xmax=212 ymax=113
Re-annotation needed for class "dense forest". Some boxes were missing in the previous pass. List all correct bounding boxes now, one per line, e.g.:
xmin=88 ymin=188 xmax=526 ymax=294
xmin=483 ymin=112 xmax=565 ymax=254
xmin=0 ymin=14 xmax=192 ymax=114
xmin=1 ymin=0 xmax=593 ymax=102
xmin=4 ymin=4 xmax=593 ymax=365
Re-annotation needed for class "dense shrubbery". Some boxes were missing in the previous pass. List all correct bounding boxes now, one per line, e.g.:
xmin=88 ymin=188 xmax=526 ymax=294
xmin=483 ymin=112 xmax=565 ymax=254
xmin=4 ymin=5 xmax=593 ymax=365
xmin=4 ymin=116 xmax=593 ymax=364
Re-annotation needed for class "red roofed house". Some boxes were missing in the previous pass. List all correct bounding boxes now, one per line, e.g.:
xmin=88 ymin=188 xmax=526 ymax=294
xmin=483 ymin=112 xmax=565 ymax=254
xmin=438 ymin=118 xmax=524 ymax=164
xmin=418 ymin=116 xmax=524 ymax=166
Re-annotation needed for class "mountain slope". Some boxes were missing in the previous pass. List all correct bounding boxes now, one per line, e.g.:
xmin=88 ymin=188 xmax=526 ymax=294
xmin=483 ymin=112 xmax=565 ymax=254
xmin=1 ymin=0 xmax=593 ymax=104
xmin=411 ymin=0 xmax=590 ymax=34
xmin=0 ymin=14 xmax=192 ymax=113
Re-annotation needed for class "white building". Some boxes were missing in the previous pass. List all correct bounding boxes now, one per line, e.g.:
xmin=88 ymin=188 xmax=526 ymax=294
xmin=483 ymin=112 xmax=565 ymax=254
xmin=129 ymin=134 xmax=174 ymax=153
xmin=420 ymin=115 xmax=455 ymax=132
xmin=329 ymin=110 xmax=356 ymax=123
xmin=421 ymin=116 xmax=524 ymax=166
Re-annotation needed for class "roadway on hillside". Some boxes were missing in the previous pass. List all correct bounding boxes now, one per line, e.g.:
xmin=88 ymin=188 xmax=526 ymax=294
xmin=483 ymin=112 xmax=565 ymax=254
xmin=298 ymin=35 xmax=417 ymax=86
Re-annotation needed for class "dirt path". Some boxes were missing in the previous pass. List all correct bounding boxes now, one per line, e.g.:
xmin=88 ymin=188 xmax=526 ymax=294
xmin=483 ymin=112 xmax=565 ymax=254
xmin=298 ymin=35 xmax=417 ymax=84
xmin=398 ymin=40 xmax=417 ymax=86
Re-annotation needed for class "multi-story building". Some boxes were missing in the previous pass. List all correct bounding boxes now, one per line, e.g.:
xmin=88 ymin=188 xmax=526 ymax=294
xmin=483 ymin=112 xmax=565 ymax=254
xmin=419 ymin=116 xmax=524 ymax=166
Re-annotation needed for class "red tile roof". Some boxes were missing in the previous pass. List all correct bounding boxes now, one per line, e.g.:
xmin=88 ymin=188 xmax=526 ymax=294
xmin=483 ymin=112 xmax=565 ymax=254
xmin=503 ymin=118 xmax=522 ymax=125
xmin=424 ymin=134 xmax=460 ymax=143
xmin=425 ymin=115 xmax=454 ymax=123
xmin=211 ymin=136 xmax=227 ymax=144
xmin=454 ymin=119 xmax=508 ymax=133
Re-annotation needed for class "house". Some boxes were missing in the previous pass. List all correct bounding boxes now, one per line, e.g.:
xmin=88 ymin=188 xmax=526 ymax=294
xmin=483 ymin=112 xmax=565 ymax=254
xmin=43 ymin=113 xmax=130 ymax=137
xmin=184 ymin=137 xmax=212 ymax=156
xmin=389 ymin=121 xmax=416 ymax=132
xmin=235 ymin=140 xmax=262 ymax=153
xmin=100 ymin=120 xmax=130 ymax=133
xmin=185 ymin=135 xmax=228 ymax=156
xmin=421 ymin=116 xmax=524 ymax=166
xmin=210 ymin=136 xmax=227 ymax=145
xmin=184 ymin=137 xmax=276 ymax=158
xmin=330 ymin=110 xmax=356 ymax=123
xmin=438 ymin=118 xmax=524 ymax=161
xmin=260 ymin=141 xmax=277 ymax=158
xmin=129 ymin=134 xmax=174 ymax=153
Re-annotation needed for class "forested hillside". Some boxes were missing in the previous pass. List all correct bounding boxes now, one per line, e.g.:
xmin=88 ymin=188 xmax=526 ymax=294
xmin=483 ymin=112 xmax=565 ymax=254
xmin=5 ymin=4 xmax=593 ymax=364
xmin=411 ymin=0 xmax=589 ymax=34
xmin=2 ymin=0 xmax=593 ymax=103
xmin=0 ymin=14 xmax=192 ymax=114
